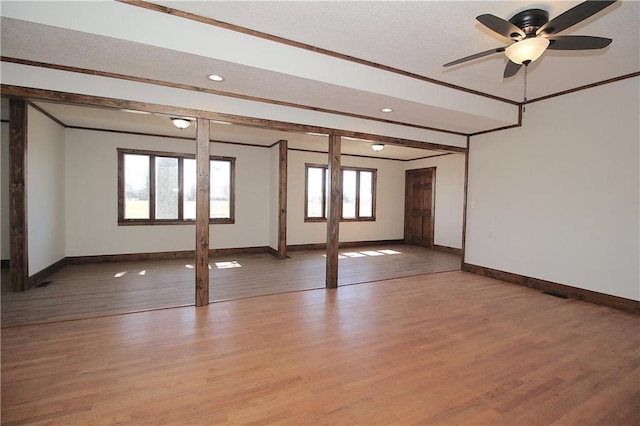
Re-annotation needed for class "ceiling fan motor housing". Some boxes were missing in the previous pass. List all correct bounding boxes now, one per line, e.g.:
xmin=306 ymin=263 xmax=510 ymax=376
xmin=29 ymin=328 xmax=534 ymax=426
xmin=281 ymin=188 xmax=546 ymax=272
xmin=509 ymin=9 xmax=550 ymax=38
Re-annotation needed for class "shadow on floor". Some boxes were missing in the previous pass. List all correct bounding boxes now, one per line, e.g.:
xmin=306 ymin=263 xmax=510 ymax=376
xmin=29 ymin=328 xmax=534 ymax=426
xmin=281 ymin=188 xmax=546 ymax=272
xmin=1 ymin=245 xmax=461 ymax=327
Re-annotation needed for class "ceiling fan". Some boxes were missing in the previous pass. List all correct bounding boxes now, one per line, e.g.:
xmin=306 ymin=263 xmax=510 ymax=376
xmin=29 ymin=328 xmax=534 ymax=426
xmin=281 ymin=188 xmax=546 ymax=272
xmin=443 ymin=0 xmax=617 ymax=78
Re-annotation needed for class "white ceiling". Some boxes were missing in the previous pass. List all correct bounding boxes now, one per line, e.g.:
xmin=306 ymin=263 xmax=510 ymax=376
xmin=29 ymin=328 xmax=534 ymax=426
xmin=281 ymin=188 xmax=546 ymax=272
xmin=0 ymin=0 xmax=638 ymax=153
xmin=166 ymin=0 xmax=637 ymax=101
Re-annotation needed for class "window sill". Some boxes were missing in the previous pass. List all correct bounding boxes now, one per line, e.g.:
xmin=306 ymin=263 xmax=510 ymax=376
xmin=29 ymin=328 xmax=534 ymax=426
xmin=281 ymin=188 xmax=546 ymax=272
xmin=118 ymin=219 xmax=235 ymax=226
xmin=304 ymin=217 xmax=376 ymax=223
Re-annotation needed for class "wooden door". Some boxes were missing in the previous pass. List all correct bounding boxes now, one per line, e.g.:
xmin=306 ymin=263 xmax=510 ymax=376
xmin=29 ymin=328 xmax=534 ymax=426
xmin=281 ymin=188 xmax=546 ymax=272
xmin=404 ymin=168 xmax=435 ymax=247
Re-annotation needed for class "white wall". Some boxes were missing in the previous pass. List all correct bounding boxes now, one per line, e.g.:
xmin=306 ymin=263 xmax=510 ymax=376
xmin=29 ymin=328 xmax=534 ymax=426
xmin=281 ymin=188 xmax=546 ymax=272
xmin=63 ymin=129 xmax=410 ymax=257
xmin=466 ymin=77 xmax=639 ymax=301
xmin=287 ymin=149 xmax=406 ymax=245
xmin=27 ymin=106 xmax=66 ymax=274
xmin=31 ymin=123 xmax=461 ymax=262
xmin=65 ymin=129 xmax=272 ymax=256
xmin=406 ymin=153 xmax=465 ymax=249
xmin=0 ymin=122 xmax=9 ymax=260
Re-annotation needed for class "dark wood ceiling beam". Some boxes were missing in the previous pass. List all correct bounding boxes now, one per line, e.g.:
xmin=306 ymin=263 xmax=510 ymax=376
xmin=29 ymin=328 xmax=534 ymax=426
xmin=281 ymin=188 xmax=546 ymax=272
xmin=0 ymin=57 xmax=471 ymax=137
xmin=1 ymin=84 xmax=467 ymax=153
xmin=118 ymin=0 xmax=519 ymax=106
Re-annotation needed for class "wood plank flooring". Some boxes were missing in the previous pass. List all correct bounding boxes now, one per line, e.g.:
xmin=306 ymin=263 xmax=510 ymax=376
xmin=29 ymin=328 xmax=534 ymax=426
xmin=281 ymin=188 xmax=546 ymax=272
xmin=1 ymin=245 xmax=460 ymax=327
xmin=2 ymin=271 xmax=638 ymax=425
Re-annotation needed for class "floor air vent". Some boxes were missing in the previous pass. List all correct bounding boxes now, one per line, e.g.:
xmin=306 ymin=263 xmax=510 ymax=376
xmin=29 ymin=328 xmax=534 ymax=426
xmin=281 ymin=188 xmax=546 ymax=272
xmin=542 ymin=290 xmax=569 ymax=299
xmin=35 ymin=281 xmax=52 ymax=288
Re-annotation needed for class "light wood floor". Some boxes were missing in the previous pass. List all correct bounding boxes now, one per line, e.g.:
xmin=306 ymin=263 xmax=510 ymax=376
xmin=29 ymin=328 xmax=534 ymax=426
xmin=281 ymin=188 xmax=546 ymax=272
xmin=2 ymin=271 xmax=638 ymax=425
xmin=1 ymin=245 xmax=461 ymax=327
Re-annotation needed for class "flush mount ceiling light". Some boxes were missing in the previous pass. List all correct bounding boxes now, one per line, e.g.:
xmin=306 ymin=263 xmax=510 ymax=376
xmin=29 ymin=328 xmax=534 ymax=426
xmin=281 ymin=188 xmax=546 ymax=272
xmin=207 ymin=74 xmax=225 ymax=82
xmin=505 ymin=37 xmax=550 ymax=65
xmin=171 ymin=117 xmax=192 ymax=129
xmin=371 ymin=143 xmax=385 ymax=152
xmin=380 ymin=108 xmax=393 ymax=113
xmin=443 ymin=2 xmax=615 ymax=78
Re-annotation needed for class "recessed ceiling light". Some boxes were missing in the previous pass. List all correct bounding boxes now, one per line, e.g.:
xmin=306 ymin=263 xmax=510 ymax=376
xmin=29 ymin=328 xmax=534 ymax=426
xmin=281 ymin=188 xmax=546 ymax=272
xmin=381 ymin=108 xmax=393 ymax=113
xmin=207 ymin=74 xmax=224 ymax=82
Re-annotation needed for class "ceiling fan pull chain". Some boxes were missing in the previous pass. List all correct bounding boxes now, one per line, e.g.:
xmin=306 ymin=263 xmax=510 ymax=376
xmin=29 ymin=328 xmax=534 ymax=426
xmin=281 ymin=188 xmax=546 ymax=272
xmin=523 ymin=64 xmax=528 ymax=113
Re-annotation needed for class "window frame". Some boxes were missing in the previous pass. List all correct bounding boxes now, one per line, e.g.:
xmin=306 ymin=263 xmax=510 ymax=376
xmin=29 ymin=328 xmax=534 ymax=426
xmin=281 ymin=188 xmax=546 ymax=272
xmin=304 ymin=163 xmax=377 ymax=222
xmin=304 ymin=163 xmax=328 ymax=222
xmin=118 ymin=148 xmax=235 ymax=225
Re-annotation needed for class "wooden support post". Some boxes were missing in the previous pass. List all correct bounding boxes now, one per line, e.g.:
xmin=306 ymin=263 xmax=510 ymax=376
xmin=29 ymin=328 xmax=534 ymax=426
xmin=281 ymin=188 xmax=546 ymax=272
xmin=325 ymin=134 xmax=341 ymax=288
xmin=9 ymin=99 xmax=28 ymax=292
xmin=278 ymin=140 xmax=288 ymax=259
xmin=461 ymin=136 xmax=470 ymax=269
xmin=195 ymin=118 xmax=210 ymax=307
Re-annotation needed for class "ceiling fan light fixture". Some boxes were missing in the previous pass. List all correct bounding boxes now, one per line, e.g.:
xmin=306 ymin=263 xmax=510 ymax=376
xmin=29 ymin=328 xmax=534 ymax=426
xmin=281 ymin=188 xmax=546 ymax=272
xmin=371 ymin=143 xmax=385 ymax=152
xmin=171 ymin=117 xmax=192 ymax=129
xmin=505 ymin=37 xmax=550 ymax=64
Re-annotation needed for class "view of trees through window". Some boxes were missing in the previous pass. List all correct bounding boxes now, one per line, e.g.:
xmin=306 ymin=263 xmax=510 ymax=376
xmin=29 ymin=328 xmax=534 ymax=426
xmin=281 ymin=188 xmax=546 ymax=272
xmin=306 ymin=164 xmax=376 ymax=221
xmin=123 ymin=154 xmax=150 ymax=219
xmin=120 ymin=149 xmax=234 ymax=224
xmin=156 ymin=156 xmax=178 ymax=219
xmin=306 ymin=166 xmax=326 ymax=219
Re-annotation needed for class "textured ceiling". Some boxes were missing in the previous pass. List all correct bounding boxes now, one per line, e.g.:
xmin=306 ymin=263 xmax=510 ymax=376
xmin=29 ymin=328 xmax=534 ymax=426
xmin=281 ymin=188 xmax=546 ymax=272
xmin=152 ymin=0 xmax=638 ymax=100
xmin=0 ymin=17 xmax=506 ymax=134
xmin=0 ymin=0 xmax=637 ymax=150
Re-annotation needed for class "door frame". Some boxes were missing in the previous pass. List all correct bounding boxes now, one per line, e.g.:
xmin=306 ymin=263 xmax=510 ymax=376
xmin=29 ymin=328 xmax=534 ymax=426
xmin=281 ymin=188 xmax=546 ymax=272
xmin=404 ymin=167 xmax=436 ymax=247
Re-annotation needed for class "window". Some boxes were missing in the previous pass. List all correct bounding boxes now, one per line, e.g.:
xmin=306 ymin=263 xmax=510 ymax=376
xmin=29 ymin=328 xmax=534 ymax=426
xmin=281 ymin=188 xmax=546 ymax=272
xmin=306 ymin=165 xmax=327 ymax=220
xmin=305 ymin=164 xmax=376 ymax=221
xmin=118 ymin=149 xmax=234 ymax=225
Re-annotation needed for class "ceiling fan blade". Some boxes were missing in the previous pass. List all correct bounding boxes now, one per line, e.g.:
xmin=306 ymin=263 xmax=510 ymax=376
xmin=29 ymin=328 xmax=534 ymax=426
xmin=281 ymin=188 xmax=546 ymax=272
xmin=547 ymin=35 xmax=613 ymax=50
xmin=477 ymin=14 xmax=525 ymax=39
xmin=503 ymin=60 xmax=522 ymax=78
xmin=537 ymin=0 xmax=617 ymax=36
xmin=443 ymin=47 xmax=507 ymax=67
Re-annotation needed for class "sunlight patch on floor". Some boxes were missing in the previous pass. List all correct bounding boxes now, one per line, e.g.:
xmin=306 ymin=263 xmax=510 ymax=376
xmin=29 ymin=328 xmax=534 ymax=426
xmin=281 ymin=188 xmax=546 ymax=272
xmin=216 ymin=261 xmax=242 ymax=269
xmin=322 ymin=249 xmax=403 ymax=259
xmin=186 ymin=264 xmax=215 ymax=269
xmin=343 ymin=252 xmax=366 ymax=258
xmin=115 ymin=270 xmax=151 ymax=278
xmin=360 ymin=250 xmax=385 ymax=257
xmin=378 ymin=249 xmax=402 ymax=255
